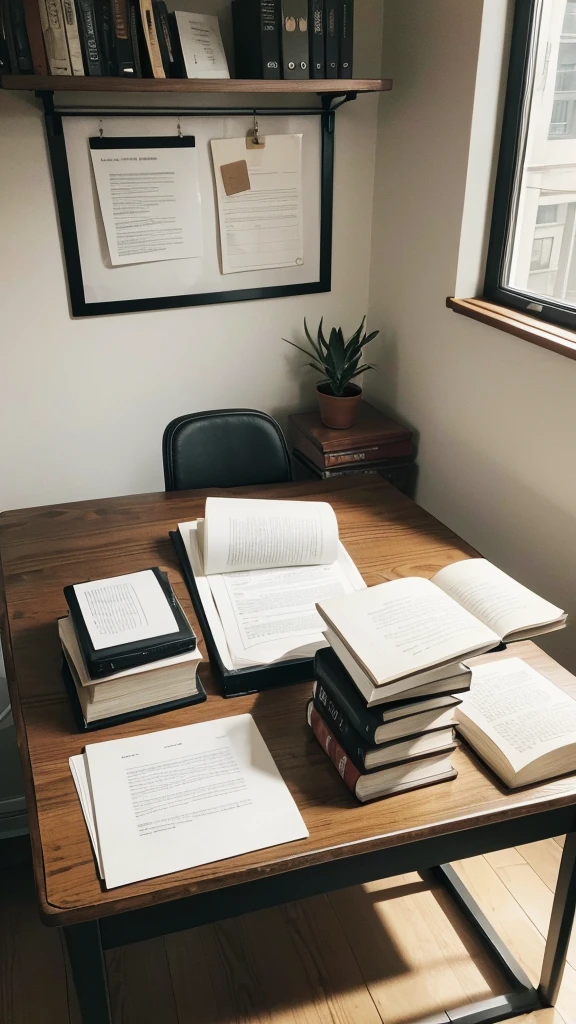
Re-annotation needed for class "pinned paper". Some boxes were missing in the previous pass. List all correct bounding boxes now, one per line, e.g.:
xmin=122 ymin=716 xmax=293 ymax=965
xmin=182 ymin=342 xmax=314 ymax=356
xmin=220 ymin=159 xmax=251 ymax=196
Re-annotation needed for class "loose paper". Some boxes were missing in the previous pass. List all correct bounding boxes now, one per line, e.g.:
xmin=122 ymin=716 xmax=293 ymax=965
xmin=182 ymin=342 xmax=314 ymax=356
xmin=211 ymin=135 xmax=304 ymax=274
xmin=73 ymin=715 xmax=308 ymax=888
xmin=173 ymin=12 xmax=230 ymax=79
xmin=73 ymin=570 xmax=178 ymax=649
xmin=89 ymin=138 xmax=203 ymax=266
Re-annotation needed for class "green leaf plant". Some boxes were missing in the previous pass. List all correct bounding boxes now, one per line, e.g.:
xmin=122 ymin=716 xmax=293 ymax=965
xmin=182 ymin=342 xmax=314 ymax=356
xmin=284 ymin=317 xmax=379 ymax=397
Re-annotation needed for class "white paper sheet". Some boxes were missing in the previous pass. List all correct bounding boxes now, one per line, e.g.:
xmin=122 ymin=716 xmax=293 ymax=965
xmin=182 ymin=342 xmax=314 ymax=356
xmin=73 ymin=570 xmax=178 ymax=650
xmin=69 ymin=753 xmax=104 ymax=878
xmin=90 ymin=140 xmax=203 ymax=266
xmin=174 ymin=11 xmax=230 ymax=78
xmin=211 ymin=135 xmax=304 ymax=274
xmin=78 ymin=715 xmax=308 ymax=888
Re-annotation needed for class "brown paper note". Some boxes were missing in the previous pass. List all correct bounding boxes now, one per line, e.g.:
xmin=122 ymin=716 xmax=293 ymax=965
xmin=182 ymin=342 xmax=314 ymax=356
xmin=221 ymin=160 xmax=251 ymax=196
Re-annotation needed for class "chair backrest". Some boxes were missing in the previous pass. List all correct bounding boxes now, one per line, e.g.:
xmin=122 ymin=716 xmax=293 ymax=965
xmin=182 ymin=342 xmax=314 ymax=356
xmin=162 ymin=409 xmax=292 ymax=491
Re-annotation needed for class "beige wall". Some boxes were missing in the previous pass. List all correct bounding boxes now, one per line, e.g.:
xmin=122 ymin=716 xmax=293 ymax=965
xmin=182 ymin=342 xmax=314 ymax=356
xmin=365 ymin=0 xmax=576 ymax=669
xmin=0 ymin=0 xmax=383 ymax=511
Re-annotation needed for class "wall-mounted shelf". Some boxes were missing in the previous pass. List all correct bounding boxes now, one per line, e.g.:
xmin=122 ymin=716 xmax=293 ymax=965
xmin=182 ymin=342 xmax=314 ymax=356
xmin=0 ymin=75 xmax=392 ymax=95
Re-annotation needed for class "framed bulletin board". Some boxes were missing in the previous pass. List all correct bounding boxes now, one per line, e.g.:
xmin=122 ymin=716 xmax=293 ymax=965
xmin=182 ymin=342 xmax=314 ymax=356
xmin=43 ymin=108 xmax=333 ymax=317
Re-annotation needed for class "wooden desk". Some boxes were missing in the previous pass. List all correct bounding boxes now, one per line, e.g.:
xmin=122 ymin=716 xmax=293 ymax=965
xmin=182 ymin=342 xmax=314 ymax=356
xmin=1 ymin=477 xmax=575 ymax=1024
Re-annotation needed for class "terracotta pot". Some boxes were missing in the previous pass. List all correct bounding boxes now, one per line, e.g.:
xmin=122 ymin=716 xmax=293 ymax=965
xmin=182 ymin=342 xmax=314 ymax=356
xmin=316 ymin=383 xmax=362 ymax=429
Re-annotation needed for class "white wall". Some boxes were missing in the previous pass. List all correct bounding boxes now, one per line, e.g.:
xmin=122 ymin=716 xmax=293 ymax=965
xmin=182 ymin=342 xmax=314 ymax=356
xmin=365 ymin=0 xmax=576 ymax=669
xmin=0 ymin=0 xmax=383 ymax=511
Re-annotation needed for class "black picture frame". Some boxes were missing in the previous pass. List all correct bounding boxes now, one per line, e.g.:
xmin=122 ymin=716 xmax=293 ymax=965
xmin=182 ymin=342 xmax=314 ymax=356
xmin=484 ymin=0 xmax=576 ymax=332
xmin=41 ymin=103 xmax=334 ymax=318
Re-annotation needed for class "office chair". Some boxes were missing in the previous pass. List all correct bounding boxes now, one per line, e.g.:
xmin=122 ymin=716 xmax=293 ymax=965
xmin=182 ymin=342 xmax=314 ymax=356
xmin=162 ymin=409 xmax=293 ymax=491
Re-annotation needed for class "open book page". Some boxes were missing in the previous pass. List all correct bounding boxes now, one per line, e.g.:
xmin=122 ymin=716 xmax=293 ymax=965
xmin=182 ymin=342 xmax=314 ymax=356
xmin=457 ymin=658 xmax=576 ymax=775
xmin=431 ymin=559 xmax=565 ymax=641
xmin=178 ymin=520 xmax=365 ymax=668
xmin=81 ymin=715 xmax=308 ymax=889
xmin=202 ymin=497 xmax=339 ymax=575
xmin=317 ymin=578 xmax=500 ymax=686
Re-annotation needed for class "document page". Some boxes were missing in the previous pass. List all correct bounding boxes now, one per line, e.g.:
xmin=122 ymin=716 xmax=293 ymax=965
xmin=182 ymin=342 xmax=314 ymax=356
xmin=211 ymin=135 xmax=304 ymax=274
xmin=81 ymin=715 xmax=308 ymax=889
xmin=202 ymin=497 xmax=339 ymax=575
xmin=317 ymin=578 xmax=501 ymax=685
xmin=458 ymin=658 xmax=576 ymax=771
xmin=90 ymin=138 xmax=203 ymax=266
xmin=432 ymin=559 xmax=565 ymax=640
xmin=73 ymin=570 xmax=178 ymax=650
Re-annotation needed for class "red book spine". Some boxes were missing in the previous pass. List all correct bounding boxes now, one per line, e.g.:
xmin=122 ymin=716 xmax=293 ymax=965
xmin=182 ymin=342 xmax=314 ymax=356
xmin=23 ymin=0 xmax=48 ymax=73
xmin=308 ymin=702 xmax=361 ymax=796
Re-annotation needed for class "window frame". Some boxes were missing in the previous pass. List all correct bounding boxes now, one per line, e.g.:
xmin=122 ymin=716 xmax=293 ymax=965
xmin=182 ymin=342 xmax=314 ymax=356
xmin=484 ymin=0 xmax=576 ymax=330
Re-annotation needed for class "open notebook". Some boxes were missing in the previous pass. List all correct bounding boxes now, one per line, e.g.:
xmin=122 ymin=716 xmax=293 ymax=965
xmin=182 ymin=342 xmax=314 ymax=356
xmin=177 ymin=497 xmax=365 ymax=671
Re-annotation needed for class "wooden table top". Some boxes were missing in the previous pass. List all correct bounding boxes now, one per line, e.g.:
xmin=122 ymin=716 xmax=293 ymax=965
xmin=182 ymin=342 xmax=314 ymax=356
xmin=2 ymin=476 xmax=576 ymax=928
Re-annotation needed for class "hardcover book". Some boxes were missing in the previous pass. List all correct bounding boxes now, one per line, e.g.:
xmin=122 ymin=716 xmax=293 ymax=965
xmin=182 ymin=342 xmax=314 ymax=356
xmin=38 ymin=0 xmax=72 ymax=74
xmin=62 ymin=0 xmax=85 ymax=73
xmin=325 ymin=0 xmax=337 ymax=77
xmin=76 ymin=0 xmax=103 ymax=74
xmin=232 ymin=0 xmax=281 ymax=79
xmin=339 ymin=0 xmax=352 ymax=76
xmin=23 ymin=0 xmax=48 ymax=71
xmin=111 ymin=0 xmax=135 ymax=74
xmin=281 ymin=0 xmax=309 ymax=79
xmin=308 ymin=0 xmax=324 ymax=77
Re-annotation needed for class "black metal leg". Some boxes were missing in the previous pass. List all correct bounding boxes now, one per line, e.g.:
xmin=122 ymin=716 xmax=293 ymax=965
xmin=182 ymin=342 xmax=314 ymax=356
xmin=63 ymin=920 xmax=112 ymax=1024
xmin=538 ymin=831 xmax=576 ymax=1006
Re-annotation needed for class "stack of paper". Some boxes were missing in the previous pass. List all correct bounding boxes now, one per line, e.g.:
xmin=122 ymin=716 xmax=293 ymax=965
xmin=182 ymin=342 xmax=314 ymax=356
xmin=70 ymin=714 xmax=309 ymax=888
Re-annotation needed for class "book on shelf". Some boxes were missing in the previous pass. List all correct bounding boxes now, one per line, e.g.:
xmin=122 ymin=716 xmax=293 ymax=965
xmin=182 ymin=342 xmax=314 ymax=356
xmin=0 ymin=1 xmax=11 ymax=71
xmin=325 ymin=0 xmax=338 ymax=77
xmin=98 ymin=0 xmax=115 ymax=74
xmin=59 ymin=613 xmax=205 ymax=728
xmin=339 ymin=0 xmax=352 ymax=77
xmin=64 ymin=567 xmax=197 ymax=679
xmin=172 ymin=10 xmax=229 ymax=79
xmin=139 ymin=0 xmax=165 ymax=76
xmin=128 ymin=0 xmax=144 ymax=75
xmin=232 ymin=0 xmax=281 ymax=79
xmin=307 ymin=702 xmax=457 ymax=803
xmin=288 ymin=405 xmax=413 ymax=473
xmin=111 ymin=0 xmax=136 ymax=74
xmin=456 ymin=656 xmax=576 ymax=788
xmin=62 ymin=0 xmax=84 ymax=73
xmin=23 ymin=0 xmax=48 ymax=72
xmin=324 ymin=626 xmax=471 ymax=705
xmin=176 ymin=497 xmax=365 ymax=675
xmin=6 ymin=0 xmax=33 ymax=70
xmin=317 ymin=558 xmax=565 ymax=691
xmin=314 ymin=647 xmax=461 ymax=744
xmin=280 ymin=0 xmax=309 ymax=79
xmin=312 ymin=695 xmax=456 ymax=771
xmin=308 ymin=0 xmax=324 ymax=77
xmin=38 ymin=0 xmax=72 ymax=74
xmin=76 ymin=0 xmax=103 ymax=74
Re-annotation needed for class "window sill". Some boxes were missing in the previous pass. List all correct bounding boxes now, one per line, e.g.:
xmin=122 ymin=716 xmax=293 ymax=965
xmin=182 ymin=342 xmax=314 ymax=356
xmin=446 ymin=297 xmax=576 ymax=362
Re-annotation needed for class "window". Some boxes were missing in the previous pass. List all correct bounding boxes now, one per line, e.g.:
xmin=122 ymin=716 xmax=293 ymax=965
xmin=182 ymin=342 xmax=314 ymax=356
xmin=485 ymin=0 xmax=576 ymax=328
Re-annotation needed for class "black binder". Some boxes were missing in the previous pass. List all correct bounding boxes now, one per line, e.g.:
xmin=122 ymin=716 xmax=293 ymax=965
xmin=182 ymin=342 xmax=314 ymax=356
xmin=325 ymin=0 xmax=338 ymax=77
xmin=64 ymin=566 xmax=197 ymax=680
xmin=281 ymin=0 xmax=309 ymax=79
xmin=232 ymin=0 xmax=281 ymax=79
xmin=308 ymin=0 xmax=324 ymax=77
xmin=61 ymin=658 xmax=207 ymax=732
xmin=170 ymin=531 xmax=316 ymax=698
xmin=339 ymin=0 xmax=353 ymax=77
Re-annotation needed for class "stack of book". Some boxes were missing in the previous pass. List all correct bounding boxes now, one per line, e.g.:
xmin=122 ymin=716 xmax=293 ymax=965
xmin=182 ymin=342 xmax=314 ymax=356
xmin=59 ymin=567 xmax=205 ymax=729
xmin=308 ymin=558 xmax=566 ymax=801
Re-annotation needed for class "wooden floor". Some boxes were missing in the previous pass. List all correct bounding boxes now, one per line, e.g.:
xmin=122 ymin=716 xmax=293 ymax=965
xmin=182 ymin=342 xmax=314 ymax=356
xmin=0 ymin=838 xmax=573 ymax=1024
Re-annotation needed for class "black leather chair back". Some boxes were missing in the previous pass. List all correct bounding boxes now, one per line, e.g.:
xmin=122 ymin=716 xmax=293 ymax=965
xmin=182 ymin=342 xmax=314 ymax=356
xmin=162 ymin=409 xmax=292 ymax=491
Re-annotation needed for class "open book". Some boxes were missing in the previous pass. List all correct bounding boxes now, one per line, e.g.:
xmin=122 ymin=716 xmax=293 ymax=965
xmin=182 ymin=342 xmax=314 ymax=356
xmin=456 ymin=657 xmax=576 ymax=788
xmin=178 ymin=497 xmax=365 ymax=670
xmin=316 ymin=558 xmax=565 ymax=688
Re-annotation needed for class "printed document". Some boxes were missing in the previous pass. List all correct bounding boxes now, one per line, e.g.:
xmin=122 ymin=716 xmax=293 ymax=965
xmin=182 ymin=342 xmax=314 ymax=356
xmin=90 ymin=139 xmax=203 ymax=266
xmin=211 ymin=135 xmax=304 ymax=274
xmin=71 ymin=715 xmax=308 ymax=888
xmin=73 ymin=569 xmax=178 ymax=649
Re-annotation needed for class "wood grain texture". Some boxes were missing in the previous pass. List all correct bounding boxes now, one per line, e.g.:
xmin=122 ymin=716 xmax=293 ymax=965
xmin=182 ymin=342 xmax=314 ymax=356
xmin=447 ymin=298 xmax=576 ymax=361
xmin=2 ymin=477 xmax=576 ymax=928
xmin=0 ymin=75 xmax=392 ymax=93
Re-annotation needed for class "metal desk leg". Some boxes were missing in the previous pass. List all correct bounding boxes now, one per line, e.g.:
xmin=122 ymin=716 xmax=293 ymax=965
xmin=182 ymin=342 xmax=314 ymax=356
xmin=63 ymin=920 xmax=113 ymax=1024
xmin=539 ymin=832 xmax=576 ymax=1006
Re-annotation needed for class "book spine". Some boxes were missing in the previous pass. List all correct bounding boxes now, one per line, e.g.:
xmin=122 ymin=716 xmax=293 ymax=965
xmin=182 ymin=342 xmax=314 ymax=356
xmin=61 ymin=0 xmax=84 ymax=72
xmin=110 ymin=0 xmax=134 ymax=74
xmin=308 ymin=0 xmax=323 ymax=78
xmin=127 ymin=0 xmax=141 ymax=75
xmin=38 ymin=0 xmax=72 ymax=74
xmin=2 ymin=0 xmax=18 ymax=71
xmin=323 ymin=442 xmax=413 ymax=466
xmin=339 ymin=0 xmax=352 ymax=77
xmin=75 ymin=0 xmax=102 ymax=73
xmin=139 ymin=0 xmax=164 ymax=77
xmin=315 ymin=677 xmax=377 ymax=743
xmin=281 ymin=0 xmax=309 ymax=79
xmin=97 ymin=0 xmax=114 ymax=74
xmin=260 ymin=0 xmax=280 ymax=78
xmin=0 ymin=0 xmax=12 ymax=70
xmin=9 ymin=0 xmax=33 ymax=70
xmin=308 ymin=702 xmax=361 ymax=796
xmin=22 ymin=0 xmax=47 ymax=71
xmin=313 ymin=693 xmax=368 ymax=767
xmin=325 ymin=0 xmax=337 ymax=77
xmin=151 ymin=0 xmax=170 ymax=75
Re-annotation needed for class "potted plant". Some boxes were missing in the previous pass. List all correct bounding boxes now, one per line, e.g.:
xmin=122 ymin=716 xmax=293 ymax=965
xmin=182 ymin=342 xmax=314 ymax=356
xmin=284 ymin=317 xmax=379 ymax=429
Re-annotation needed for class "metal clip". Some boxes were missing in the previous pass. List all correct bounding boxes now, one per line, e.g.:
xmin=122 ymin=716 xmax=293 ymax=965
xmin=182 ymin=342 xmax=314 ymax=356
xmin=98 ymin=118 xmax=104 ymax=138
xmin=246 ymin=113 xmax=265 ymax=149
xmin=177 ymin=118 xmax=183 ymax=139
